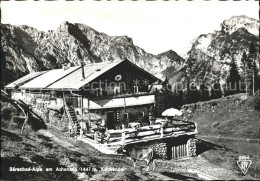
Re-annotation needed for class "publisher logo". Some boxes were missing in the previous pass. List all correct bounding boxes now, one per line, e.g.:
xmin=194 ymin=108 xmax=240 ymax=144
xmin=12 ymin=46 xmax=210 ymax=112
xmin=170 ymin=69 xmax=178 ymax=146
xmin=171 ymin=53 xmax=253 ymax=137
xmin=237 ymin=156 xmax=252 ymax=174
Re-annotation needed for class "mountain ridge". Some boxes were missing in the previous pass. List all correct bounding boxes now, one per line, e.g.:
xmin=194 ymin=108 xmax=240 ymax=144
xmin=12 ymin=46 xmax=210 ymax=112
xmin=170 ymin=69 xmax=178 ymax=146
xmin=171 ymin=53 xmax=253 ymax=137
xmin=1 ymin=21 xmax=185 ymax=87
xmin=1 ymin=15 xmax=259 ymax=88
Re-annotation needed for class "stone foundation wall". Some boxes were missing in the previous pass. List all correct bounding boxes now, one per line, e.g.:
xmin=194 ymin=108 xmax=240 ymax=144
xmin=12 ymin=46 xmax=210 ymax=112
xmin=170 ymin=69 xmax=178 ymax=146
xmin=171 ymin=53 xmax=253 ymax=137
xmin=127 ymin=141 xmax=167 ymax=159
xmin=187 ymin=138 xmax=197 ymax=157
xmin=127 ymin=135 xmax=196 ymax=160
xmin=151 ymin=142 xmax=167 ymax=159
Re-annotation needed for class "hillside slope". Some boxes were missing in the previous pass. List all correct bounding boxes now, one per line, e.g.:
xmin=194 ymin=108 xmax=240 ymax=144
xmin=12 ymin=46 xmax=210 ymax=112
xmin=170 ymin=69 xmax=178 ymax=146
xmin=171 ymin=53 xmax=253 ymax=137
xmin=182 ymin=93 xmax=260 ymax=139
xmin=181 ymin=94 xmax=260 ymax=179
xmin=0 ymin=100 xmax=145 ymax=180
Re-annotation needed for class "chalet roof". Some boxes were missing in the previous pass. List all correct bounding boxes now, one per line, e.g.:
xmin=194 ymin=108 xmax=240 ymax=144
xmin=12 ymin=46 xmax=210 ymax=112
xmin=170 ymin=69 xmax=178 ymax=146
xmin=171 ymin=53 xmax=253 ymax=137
xmin=48 ymin=60 xmax=124 ymax=90
xmin=5 ymin=71 xmax=47 ymax=89
xmin=9 ymin=59 xmax=160 ymax=90
xmin=20 ymin=66 xmax=80 ymax=89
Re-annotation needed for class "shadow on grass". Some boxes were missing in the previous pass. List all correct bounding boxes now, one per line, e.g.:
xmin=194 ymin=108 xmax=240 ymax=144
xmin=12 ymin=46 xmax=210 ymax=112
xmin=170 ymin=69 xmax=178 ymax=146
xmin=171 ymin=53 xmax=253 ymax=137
xmin=123 ymin=170 xmax=142 ymax=180
xmin=160 ymin=171 xmax=199 ymax=180
xmin=1 ymin=129 xmax=23 ymax=141
xmin=196 ymin=138 xmax=229 ymax=155
xmin=27 ymin=112 xmax=47 ymax=131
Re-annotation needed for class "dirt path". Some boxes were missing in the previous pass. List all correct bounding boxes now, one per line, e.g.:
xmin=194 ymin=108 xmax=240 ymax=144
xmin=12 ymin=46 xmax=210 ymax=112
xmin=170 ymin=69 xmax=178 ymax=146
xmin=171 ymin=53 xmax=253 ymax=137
xmin=198 ymin=135 xmax=260 ymax=142
xmin=37 ymin=128 xmax=248 ymax=180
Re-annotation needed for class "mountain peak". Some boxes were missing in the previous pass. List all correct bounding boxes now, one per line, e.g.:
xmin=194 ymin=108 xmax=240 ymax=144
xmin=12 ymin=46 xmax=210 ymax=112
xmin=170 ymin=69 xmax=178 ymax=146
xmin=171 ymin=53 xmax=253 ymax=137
xmin=186 ymin=15 xmax=259 ymax=86
xmin=57 ymin=21 xmax=74 ymax=33
xmin=221 ymin=15 xmax=259 ymax=36
xmin=158 ymin=49 xmax=181 ymax=59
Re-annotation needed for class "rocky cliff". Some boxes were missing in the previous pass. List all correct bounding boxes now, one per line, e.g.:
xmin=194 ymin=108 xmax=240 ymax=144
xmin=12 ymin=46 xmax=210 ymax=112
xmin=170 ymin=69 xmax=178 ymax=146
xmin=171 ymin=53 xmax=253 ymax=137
xmin=1 ymin=21 xmax=185 ymax=86
xmin=185 ymin=15 xmax=259 ymax=85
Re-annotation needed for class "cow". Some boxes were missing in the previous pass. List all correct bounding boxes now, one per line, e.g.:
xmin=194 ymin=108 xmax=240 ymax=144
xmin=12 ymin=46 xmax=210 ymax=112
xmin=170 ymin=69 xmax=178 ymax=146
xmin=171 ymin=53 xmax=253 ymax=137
xmin=117 ymin=145 xmax=155 ymax=171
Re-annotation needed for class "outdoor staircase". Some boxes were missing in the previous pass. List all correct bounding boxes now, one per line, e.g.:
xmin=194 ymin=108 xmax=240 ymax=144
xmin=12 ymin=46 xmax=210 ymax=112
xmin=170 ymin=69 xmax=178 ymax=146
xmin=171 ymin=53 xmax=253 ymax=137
xmin=64 ymin=102 xmax=81 ymax=136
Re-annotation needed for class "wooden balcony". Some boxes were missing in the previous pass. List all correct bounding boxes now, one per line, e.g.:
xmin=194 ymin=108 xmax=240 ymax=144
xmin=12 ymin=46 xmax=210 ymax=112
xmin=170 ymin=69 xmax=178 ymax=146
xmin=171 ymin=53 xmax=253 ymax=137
xmin=90 ymin=92 xmax=154 ymax=101
xmin=78 ymin=120 xmax=197 ymax=155
xmin=83 ymin=93 xmax=155 ymax=110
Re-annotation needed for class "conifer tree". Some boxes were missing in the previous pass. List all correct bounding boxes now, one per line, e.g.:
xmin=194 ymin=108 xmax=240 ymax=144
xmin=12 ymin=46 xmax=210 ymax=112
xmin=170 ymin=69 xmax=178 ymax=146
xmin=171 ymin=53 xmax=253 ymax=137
xmin=227 ymin=58 xmax=241 ymax=95
xmin=240 ymin=51 xmax=248 ymax=92
xmin=172 ymin=84 xmax=184 ymax=108
xmin=186 ymin=57 xmax=197 ymax=103
xmin=251 ymin=59 xmax=259 ymax=94
xmin=177 ymin=89 xmax=184 ymax=107
xmin=249 ymin=42 xmax=256 ymax=56
xmin=154 ymin=88 xmax=172 ymax=117
xmin=189 ymin=83 xmax=200 ymax=103
xmin=247 ymin=42 xmax=259 ymax=94
xmin=182 ymin=90 xmax=190 ymax=105
xmin=200 ymin=83 xmax=210 ymax=101
xmin=211 ymin=81 xmax=223 ymax=99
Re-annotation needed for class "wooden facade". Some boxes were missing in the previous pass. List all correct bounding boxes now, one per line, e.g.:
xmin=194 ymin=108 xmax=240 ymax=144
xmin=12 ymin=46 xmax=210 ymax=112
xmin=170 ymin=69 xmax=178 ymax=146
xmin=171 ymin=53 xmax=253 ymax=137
xmin=81 ymin=60 xmax=158 ymax=98
xmin=6 ymin=59 xmax=160 ymax=131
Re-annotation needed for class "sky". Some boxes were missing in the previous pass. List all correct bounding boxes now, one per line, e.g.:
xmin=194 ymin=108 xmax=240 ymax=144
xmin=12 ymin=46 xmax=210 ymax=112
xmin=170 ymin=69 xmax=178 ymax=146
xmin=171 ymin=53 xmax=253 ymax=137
xmin=1 ymin=0 xmax=259 ymax=56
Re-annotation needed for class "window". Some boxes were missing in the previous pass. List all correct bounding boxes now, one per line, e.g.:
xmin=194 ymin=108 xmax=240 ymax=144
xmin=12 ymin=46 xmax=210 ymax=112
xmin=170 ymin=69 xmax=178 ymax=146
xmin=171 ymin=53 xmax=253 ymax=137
xmin=133 ymin=86 xmax=139 ymax=94
xmin=116 ymin=112 xmax=120 ymax=121
xmin=114 ymin=86 xmax=120 ymax=95
xmin=120 ymin=83 xmax=126 ymax=94
xmin=140 ymin=112 xmax=145 ymax=117
xmin=50 ymin=91 xmax=56 ymax=98
xmin=107 ymin=88 xmax=114 ymax=96
xmin=21 ymin=90 xmax=25 ymax=96
xmin=123 ymin=113 xmax=129 ymax=119
xmin=95 ymin=88 xmax=102 ymax=97
xmin=134 ymin=112 xmax=145 ymax=119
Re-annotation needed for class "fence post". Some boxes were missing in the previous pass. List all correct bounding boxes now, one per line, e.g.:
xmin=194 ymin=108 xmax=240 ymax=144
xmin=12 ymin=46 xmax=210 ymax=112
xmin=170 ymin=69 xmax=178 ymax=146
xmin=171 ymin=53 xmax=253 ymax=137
xmin=94 ymin=131 xmax=98 ymax=144
xmin=195 ymin=122 xmax=198 ymax=133
xmin=122 ymin=131 xmax=126 ymax=145
xmin=80 ymin=127 xmax=83 ymax=139
xmin=187 ymin=139 xmax=190 ymax=157
xmin=160 ymin=126 xmax=164 ymax=138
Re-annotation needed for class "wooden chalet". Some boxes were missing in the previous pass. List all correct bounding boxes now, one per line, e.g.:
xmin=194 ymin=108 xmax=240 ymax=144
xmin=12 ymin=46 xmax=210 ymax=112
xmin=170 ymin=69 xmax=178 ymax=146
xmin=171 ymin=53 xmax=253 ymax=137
xmin=5 ymin=59 xmax=161 ymax=129
xmin=5 ymin=59 xmax=197 ymax=159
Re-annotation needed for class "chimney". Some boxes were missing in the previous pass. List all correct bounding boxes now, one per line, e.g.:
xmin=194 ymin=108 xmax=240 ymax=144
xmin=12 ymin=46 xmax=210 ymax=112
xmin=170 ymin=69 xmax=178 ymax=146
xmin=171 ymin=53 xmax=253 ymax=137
xmin=81 ymin=62 xmax=85 ymax=79
xmin=62 ymin=63 xmax=71 ymax=70
xmin=62 ymin=63 xmax=67 ymax=70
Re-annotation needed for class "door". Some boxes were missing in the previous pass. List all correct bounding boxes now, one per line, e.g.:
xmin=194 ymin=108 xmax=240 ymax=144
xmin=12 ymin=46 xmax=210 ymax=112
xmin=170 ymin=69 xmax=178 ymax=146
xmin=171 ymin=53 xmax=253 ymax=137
xmin=107 ymin=111 xmax=116 ymax=130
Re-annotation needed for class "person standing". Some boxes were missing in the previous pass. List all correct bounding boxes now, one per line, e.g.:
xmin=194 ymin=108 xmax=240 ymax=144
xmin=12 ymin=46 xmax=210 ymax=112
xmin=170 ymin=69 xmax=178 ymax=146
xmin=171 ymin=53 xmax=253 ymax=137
xmin=99 ymin=119 xmax=106 ymax=143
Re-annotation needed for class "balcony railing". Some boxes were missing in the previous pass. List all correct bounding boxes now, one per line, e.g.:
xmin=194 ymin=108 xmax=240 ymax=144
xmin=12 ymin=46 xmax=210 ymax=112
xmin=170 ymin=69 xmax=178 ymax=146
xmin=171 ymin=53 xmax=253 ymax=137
xmin=85 ymin=94 xmax=155 ymax=110
xmin=82 ymin=120 xmax=197 ymax=145
xmin=90 ymin=91 xmax=154 ymax=101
